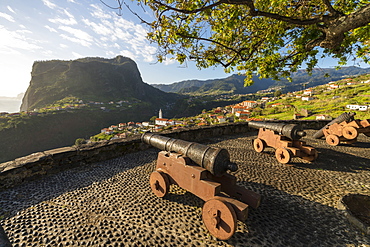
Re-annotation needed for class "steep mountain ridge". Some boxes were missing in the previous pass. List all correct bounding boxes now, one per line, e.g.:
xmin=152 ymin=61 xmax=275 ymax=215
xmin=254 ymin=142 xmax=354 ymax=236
xmin=153 ymin=66 xmax=370 ymax=95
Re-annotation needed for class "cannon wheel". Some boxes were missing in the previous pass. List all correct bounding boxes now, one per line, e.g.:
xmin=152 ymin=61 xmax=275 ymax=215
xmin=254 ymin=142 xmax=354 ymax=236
xmin=149 ymin=171 xmax=170 ymax=198
xmin=275 ymin=148 xmax=292 ymax=164
xmin=326 ymin=134 xmax=340 ymax=146
xmin=342 ymin=126 xmax=359 ymax=140
xmin=202 ymin=199 xmax=237 ymax=240
xmin=302 ymin=149 xmax=319 ymax=162
xmin=253 ymin=138 xmax=266 ymax=153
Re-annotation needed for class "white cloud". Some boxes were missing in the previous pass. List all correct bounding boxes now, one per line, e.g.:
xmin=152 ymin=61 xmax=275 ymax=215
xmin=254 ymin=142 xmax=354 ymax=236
xmin=41 ymin=49 xmax=54 ymax=56
xmin=7 ymin=6 xmax=15 ymax=14
xmin=90 ymin=4 xmax=112 ymax=19
xmin=72 ymin=52 xmax=83 ymax=58
xmin=82 ymin=18 xmax=112 ymax=36
xmin=60 ymin=34 xmax=91 ymax=47
xmin=60 ymin=44 xmax=68 ymax=49
xmin=163 ymin=59 xmax=176 ymax=65
xmin=0 ymin=12 xmax=15 ymax=22
xmin=0 ymin=25 xmax=42 ymax=53
xmin=80 ymin=7 xmax=157 ymax=63
xmin=49 ymin=10 xmax=77 ymax=26
xmin=119 ymin=50 xmax=137 ymax=60
xmin=42 ymin=0 xmax=57 ymax=9
xmin=45 ymin=25 xmax=57 ymax=32
xmin=59 ymin=26 xmax=93 ymax=42
xmin=67 ymin=0 xmax=76 ymax=3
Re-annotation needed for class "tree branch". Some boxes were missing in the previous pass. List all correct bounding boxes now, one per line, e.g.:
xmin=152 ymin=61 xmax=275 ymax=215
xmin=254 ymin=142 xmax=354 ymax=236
xmin=321 ymin=0 xmax=343 ymax=15
xmin=151 ymin=0 xmax=225 ymax=14
xmin=152 ymin=0 xmax=340 ymax=26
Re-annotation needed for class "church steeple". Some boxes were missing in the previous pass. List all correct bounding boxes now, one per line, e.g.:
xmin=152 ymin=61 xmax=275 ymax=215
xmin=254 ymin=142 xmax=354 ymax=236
xmin=159 ymin=109 xmax=163 ymax=119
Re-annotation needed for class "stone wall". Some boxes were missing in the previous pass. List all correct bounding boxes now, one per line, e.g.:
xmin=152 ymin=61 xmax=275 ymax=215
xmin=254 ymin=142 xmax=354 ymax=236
xmin=0 ymin=120 xmax=328 ymax=191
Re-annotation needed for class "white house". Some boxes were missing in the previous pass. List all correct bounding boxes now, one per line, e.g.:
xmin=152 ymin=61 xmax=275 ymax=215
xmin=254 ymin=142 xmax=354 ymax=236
xmin=302 ymin=96 xmax=315 ymax=101
xmin=101 ymin=128 xmax=114 ymax=135
xmin=316 ymin=114 xmax=333 ymax=120
xmin=303 ymin=89 xmax=314 ymax=96
xmin=346 ymin=104 xmax=360 ymax=110
xmin=217 ymin=116 xmax=226 ymax=123
xmin=235 ymin=111 xmax=250 ymax=117
xmin=232 ymin=104 xmax=247 ymax=114
xmin=242 ymin=100 xmax=258 ymax=108
xmin=155 ymin=118 xmax=169 ymax=126
xmin=359 ymin=105 xmax=369 ymax=111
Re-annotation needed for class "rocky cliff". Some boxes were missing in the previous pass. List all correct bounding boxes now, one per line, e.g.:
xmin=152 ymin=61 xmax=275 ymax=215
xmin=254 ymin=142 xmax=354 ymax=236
xmin=21 ymin=56 xmax=177 ymax=111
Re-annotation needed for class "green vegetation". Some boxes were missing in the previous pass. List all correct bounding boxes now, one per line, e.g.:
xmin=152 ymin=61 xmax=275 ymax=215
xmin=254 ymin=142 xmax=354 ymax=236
xmin=252 ymin=74 xmax=370 ymax=120
xmin=75 ymin=138 xmax=86 ymax=146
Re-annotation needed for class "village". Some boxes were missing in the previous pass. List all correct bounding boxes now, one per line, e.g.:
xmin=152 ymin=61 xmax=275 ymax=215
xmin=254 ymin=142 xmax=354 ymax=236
xmin=91 ymin=78 xmax=370 ymax=142
xmin=0 ymin=98 xmax=141 ymax=118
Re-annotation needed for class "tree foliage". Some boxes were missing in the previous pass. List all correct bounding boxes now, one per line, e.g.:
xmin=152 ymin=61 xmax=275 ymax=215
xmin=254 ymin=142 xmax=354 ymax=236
xmin=108 ymin=0 xmax=370 ymax=85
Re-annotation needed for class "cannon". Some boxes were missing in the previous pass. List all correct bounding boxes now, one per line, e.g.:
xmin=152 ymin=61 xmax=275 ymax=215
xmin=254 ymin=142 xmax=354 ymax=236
xmin=248 ymin=121 xmax=318 ymax=164
xmin=313 ymin=112 xmax=356 ymax=139
xmin=313 ymin=112 xmax=370 ymax=146
xmin=142 ymin=132 xmax=261 ymax=240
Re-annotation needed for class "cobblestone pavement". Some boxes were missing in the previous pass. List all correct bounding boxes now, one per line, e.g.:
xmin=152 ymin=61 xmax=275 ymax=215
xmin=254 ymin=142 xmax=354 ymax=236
xmin=1 ymin=130 xmax=370 ymax=247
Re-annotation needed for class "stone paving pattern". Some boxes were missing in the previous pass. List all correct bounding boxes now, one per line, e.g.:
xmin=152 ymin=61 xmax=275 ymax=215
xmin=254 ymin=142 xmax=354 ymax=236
xmin=1 ymin=130 xmax=370 ymax=247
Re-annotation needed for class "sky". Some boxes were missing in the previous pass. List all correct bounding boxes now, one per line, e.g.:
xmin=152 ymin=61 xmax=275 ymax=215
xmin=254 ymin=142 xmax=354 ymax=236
xmin=0 ymin=0 xmax=369 ymax=98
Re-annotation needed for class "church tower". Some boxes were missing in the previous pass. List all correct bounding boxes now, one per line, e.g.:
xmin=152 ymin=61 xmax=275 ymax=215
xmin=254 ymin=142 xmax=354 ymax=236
xmin=159 ymin=109 xmax=163 ymax=119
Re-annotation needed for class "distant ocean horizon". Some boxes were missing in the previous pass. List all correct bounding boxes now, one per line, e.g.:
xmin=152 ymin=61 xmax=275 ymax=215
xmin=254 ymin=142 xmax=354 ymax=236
xmin=0 ymin=98 xmax=22 ymax=113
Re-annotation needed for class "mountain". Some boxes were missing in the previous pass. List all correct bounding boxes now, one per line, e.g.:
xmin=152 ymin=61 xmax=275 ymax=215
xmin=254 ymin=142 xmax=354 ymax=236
xmin=1 ymin=56 xmax=184 ymax=163
xmin=153 ymin=66 xmax=370 ymax=95
xmin=21 ymin=56 xmax=178 ymax=111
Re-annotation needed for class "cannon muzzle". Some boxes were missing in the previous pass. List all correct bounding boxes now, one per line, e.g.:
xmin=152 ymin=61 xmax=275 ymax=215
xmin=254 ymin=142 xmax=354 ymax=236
xmin=142 ymin=132 xmax=237 ymax=176
xmin=248 ymin=121 xmax=306 ymax=140
xmin=313 ymin=112 xmax=356 ymax=139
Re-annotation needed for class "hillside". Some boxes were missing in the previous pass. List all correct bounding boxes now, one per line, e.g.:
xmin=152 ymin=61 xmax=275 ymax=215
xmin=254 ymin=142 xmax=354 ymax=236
xmin=153 ymin=66 xmax=370 ymax=95
xmin=252 ymin=74 xmax=370 ymax=120
xmin=0 ymin=107 xmax=152 ymax=163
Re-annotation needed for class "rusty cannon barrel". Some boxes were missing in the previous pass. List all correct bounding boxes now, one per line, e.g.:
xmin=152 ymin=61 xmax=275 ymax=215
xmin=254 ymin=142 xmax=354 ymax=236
xmin=248 ymin=121 xmax=306 ymax=140
xmin=312 ymin=112 xmax=356 ymax=139
xmin=142 ymin=132 xmax=238 ymax=177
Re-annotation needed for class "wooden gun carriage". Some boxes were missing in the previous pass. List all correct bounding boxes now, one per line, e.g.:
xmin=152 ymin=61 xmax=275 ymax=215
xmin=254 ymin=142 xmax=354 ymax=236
xmin=142 ymin=132 xmax=261 ymax=240
xmin=313 ymin=112 xmax=370 ymax=146
xmin=249 ymin=121 xmax=318 ymax=164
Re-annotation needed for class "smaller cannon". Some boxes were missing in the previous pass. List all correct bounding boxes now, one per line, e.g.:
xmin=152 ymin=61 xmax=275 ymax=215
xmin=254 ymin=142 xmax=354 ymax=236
xmin=142 ymin=132 xmax=261 ymax=240
xmin=313 ymin=113 xmax=370 ymax=146
xmin=248 ymin=121 xmax=318 ymax=164
xmin=313 ymin=112 xmax=356 ymax=139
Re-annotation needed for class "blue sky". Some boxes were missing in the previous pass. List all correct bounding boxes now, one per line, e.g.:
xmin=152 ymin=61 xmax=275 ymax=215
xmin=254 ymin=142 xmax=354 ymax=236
xmin=0 ymin=0 xmax=230 ymax=97
xmin=0 ymin=0 xmax=368 ymax=98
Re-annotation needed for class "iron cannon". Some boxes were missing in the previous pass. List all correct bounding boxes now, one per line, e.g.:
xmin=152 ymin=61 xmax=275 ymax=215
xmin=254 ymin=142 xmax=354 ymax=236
xmin=142 ymin=132 xmax=237 ymax=177
xmin=313 ymin=112 xmax=356 ymax=139
xmin=142 ymin=132 xmax=261 ymax=240
xmin=248 ymin=121 xmax=318 ymax=164
xmin=313 ymin=112 xmax=370 ymax=146
xmin=248 ymin=121 xmax=306 ymax=140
